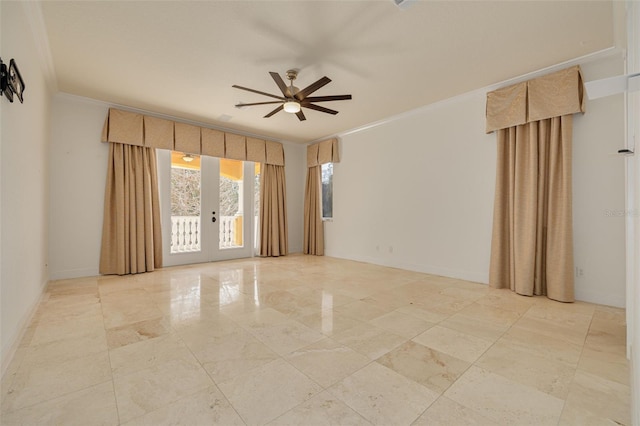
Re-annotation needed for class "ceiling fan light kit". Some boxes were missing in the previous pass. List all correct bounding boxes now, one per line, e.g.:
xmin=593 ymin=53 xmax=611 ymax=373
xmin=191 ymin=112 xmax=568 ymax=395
xmin=233 ymin=69 xmax=352 ymax=121
xmin=283 ymin=101 xmax=301 ymax=113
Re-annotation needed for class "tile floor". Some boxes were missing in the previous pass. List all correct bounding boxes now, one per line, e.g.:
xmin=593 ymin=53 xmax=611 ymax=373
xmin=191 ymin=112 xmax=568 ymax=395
xmin=0 ymin=255 xmax=630 ymax=425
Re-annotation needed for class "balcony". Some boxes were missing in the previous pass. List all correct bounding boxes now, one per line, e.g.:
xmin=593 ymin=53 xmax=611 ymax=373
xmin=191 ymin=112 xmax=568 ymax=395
xmin=170 ymin=215 xmax=242 ymax=253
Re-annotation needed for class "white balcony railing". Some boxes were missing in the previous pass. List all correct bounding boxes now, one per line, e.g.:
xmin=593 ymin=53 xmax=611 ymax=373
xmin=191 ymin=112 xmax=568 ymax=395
xmin=170 ymin=215 xmax=241 ymax=253
xmin=218 ymin=216 xmax=239 ymax=249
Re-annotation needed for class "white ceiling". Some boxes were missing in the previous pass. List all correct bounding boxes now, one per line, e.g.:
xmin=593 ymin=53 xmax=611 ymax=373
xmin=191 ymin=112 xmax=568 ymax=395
xmin=38 ymin=1 xmax=616 ymax=143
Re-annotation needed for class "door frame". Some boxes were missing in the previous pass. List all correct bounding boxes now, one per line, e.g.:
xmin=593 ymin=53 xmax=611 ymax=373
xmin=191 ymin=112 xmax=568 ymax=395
xmin=157 ymin=150 xmax=255 ymax=267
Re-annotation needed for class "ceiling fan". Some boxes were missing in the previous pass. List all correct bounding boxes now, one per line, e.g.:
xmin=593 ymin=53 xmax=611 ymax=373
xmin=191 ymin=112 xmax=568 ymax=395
xmin=232 ymin=69 xmax=352 ymax=121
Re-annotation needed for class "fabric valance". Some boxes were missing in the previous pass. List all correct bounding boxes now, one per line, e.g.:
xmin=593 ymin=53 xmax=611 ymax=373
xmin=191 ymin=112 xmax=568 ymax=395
xmin=306 ymin=138 xmax=339 ymax=167
xmin=485 ymin=65 xmax=585 ymax=133
xmin=101 ymin=108 xmax=285 ymax=166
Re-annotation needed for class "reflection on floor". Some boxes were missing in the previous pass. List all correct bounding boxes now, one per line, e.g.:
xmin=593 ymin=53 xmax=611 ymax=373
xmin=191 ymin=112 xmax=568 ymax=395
xmin=1 ymin=254 xmax=630 ymax=425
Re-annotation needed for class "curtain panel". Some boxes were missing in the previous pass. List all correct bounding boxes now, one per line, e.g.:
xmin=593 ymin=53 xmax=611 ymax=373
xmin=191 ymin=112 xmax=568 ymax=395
xmin=100 ymin=143 xmax=162 ymax=275
xmin=260 ymin=164 xmax=288 ymax=257
xmin=486 ymin=66 xmax=584 ymax=302
xmin=303 ymin=138 xmax=339 ymax=256
xmin=304 ymin=166 xmax=323 ymax=255
xmin=489 ymin=117 xmax=575 ymax=302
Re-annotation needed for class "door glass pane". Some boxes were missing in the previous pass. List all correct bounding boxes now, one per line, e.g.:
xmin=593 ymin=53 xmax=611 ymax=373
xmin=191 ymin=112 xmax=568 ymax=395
xmin=220 ymin=158 xmax=244 ymax=249
xmin=170 ymin=152 xmax=201 ymax=253
xmin=254 ymin=163 xmax=261 ymax=252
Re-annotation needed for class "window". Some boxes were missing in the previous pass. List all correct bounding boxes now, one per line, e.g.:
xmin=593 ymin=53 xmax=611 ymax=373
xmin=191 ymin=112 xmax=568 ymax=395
xmin=321 ymin=162 xmax=333 ymax=219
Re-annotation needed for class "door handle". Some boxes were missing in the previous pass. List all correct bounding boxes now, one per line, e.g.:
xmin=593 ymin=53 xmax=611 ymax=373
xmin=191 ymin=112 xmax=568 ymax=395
xmin=211 ymin=211 xmax=216 ymax=223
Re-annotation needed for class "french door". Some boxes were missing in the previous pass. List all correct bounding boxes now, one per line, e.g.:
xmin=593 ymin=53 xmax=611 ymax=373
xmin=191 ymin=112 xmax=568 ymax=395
xmin=158 ymin=150 xmax=256 ymax=267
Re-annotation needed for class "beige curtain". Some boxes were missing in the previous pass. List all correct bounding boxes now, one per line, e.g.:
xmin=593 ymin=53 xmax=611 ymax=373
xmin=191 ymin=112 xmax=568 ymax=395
xmin=100 ymin=143 xmax=162 ymax=275
xmin=303 ymin=139 xmax=339 ymax=256
xmin=99 ymin=107 xmax=288 ymax=265
xmin=260 ymin=164 xmax=288 ymax=256
xmin=486 ymin=66 xmax=584 ymax=302
xmin=489 ymin=115 xmax=574 ymax=302
xmin=304 ymin=166 xmax=323 ymax=255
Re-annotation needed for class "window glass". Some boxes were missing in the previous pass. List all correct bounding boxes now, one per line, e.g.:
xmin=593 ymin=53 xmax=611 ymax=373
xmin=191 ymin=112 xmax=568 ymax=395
xmin=321 ymin=163 xmax=333 ymax=219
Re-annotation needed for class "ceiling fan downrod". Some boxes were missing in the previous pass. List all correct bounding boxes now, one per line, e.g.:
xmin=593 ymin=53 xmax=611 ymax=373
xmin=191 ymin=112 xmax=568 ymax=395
xmin=285 ymin=69 xmax=298 ymax=99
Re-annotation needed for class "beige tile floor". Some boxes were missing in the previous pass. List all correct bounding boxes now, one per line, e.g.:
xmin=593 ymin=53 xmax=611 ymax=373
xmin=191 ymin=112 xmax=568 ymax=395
xmin=0 ymin=255 xmax=630 ymax=425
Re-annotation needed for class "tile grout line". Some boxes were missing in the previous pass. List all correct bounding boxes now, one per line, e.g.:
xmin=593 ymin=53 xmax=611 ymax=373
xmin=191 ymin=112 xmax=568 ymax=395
xmin=99 ymin=282 xmax=124 ymax=426
xmin=173 ymin=323 xmax=249 ymax=426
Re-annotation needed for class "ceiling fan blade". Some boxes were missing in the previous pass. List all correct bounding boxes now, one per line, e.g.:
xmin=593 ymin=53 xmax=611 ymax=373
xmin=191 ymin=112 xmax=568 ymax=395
xmin=295 ymin=76 xmax=331 ymax=100
xmin=303 ymin=95 xmax=352 ymax=103
xmin=232 ymin=85 xmax=285 ymax=101
xmin=264 ymin=104 xmax=284 ymax=118
xmin=269 ymin=72 xmax=289 ymax=97
xmin=303 ymin=103 xmax=339 ymax=115
xmin=236 ymin=101 xmax=283 ymax=107
xmin=296 ymin=110 xmax=306 ymax=121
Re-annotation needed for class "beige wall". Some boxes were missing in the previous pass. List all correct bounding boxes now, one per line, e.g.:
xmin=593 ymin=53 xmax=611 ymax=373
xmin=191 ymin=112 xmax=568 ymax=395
xmin=326 ymin=91 xmax=494 ymax=283
xmin=572 ymin=56 xmax=627 ymax=307
xmin=1 ymin=2 xmax=52 ymax=374
xmin=48 ymin=95 xmax=109 ymax=278
xmin=325 ymin=53 xmax=626 ymax=307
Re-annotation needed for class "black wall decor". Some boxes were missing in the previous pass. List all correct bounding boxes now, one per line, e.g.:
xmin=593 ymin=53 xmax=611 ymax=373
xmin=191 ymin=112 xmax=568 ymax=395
xmin=1 ymin=58 xmax=25 ymax=103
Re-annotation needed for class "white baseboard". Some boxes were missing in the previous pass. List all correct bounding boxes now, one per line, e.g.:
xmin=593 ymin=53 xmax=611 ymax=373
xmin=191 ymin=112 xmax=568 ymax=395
xmin=288 ymin=246 xmax=303 ymax=255
xmin=49 ymin=267 xmax=98 ymax=281
xmin=324 ymin=250 xmax=489 ymax=285
xmin=325 ymin=250 xmax=626 ymax=308
xmin=575 ymin=287 xmax=625 ymax=308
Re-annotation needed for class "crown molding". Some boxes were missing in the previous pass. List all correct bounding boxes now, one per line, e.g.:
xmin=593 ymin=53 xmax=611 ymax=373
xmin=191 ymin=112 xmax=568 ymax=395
xmin=309 ymin=47 xmax=623 ymax=145
xmin=54 ymin=92 xmax=300 ymax=147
